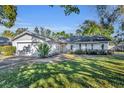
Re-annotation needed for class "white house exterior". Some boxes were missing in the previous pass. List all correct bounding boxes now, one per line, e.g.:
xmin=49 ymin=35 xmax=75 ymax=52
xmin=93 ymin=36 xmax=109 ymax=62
xmin=12 ymin=31 xmax=59 ymax=56
xmin=57 ymin=36 xmax=110 ymax=52
xmin=12 ymin=31 xmax=111 ymax=57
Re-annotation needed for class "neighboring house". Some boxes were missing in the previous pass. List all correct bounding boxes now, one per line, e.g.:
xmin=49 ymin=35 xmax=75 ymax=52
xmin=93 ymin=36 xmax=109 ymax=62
xmin=0 ymin=37 xmax=12 ymax=46
xmin=113 ymin=42 xmax=124 ymax=51
xmin=12 ymin=31 xmax=111 ymax=56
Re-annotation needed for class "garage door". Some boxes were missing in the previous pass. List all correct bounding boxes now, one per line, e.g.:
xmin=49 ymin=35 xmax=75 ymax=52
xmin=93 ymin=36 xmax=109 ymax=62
xmin=17 ymin=42 xmax=38 ymax=56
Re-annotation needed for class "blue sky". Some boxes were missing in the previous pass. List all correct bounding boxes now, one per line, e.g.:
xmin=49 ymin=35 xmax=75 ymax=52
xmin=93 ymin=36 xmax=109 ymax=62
xmin=0 ymin=5 xmax=99 ymax=33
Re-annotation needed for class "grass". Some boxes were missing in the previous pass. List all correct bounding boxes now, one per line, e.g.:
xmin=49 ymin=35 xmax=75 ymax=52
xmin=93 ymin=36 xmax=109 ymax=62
xmin=114 ymin=51 xmax=124 ymax=54
xmin=0 ymin=54 xmax=124 ymax=88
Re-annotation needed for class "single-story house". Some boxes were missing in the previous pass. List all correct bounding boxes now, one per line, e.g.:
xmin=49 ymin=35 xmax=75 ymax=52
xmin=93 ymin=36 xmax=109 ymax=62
xmin=57 ymin=36 xmax=111 ymax=52
xmin=12 ymin=31 xmax=111 ymax=56
xmin=0 ymin=37 xmax=12 ymax=46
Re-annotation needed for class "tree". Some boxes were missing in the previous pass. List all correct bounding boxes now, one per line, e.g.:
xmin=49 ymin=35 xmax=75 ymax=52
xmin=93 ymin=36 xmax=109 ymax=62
xmin=78 ymin=20 xmax=102 ymax=36
xmin=40 ymin=27 xmax=45 ymax=36
xmin=2 ymin=30 xmax=15 ymax=39
xmin=69 ymin=33 xmax=74 ymax=37
xmin=96 ymin=6 xmax=122 ymax=35
xmin=96 ymin=6 xmax=123 ymax=26
xmin=50 ymin=5 xmax=80 ymax=16
xmin=77 ymin=20 xmax=113 ymax=39
xmin=15 ymin=28 xmax=28 ymax=35
xmin=34 ymin=27 xmax=39 ymax=35
xmin=45 ymin=29 xmax=51 ymax=37
xmin=0 ymin=5 xmax=17 ymax=28
xmin=76 ymin=29 xmax=82 ymax=36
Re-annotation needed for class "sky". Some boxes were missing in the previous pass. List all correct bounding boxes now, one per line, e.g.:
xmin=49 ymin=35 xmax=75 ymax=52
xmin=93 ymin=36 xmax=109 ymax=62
xmin=0 ymin=5 xmax=99 ymax=33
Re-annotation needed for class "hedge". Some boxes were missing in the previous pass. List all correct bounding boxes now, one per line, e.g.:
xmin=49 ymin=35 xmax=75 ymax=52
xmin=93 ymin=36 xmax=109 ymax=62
xmin=0 ymin=46 xmax=16 ymax=56
xmin=70 ymin=49 xmax=113 ymax=55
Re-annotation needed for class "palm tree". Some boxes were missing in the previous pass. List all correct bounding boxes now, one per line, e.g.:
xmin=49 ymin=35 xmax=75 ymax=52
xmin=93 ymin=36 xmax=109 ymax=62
xmin=46 ymin=29 xmax=51 ymax=37
xmin=80 ymin=20 xmax=102 ymax=36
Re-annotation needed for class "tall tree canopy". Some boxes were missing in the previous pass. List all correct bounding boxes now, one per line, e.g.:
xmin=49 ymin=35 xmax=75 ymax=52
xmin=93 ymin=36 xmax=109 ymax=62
xmin=34 ymin=27 xmax=39 ymax=35
xmin=0 ymin=5 xmax=17 ymax=28
xmin=96 ymin=6 xmax=124 ymax=35
xmin=80 ymin=20 xmax=102 ymax=36
xmin=15 ymin=28 xmax=28 ymax=36
xmin=2 ymin=30 xmax=15 ymax=39
xmin=76 ymin=20 xmax=114 ymax=39
xmin=50 ymin=5 xmax=80 ymax=16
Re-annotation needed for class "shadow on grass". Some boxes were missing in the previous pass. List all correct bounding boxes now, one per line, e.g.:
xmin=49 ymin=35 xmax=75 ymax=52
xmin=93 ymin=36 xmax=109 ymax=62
xmin=0 ymin=53 xmax=124 ymax=88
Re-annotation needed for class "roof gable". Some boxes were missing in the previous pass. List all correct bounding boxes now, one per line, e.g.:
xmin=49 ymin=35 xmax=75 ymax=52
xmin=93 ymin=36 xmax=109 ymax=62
xmin=12 ymin=31 xmax=47 ymax=41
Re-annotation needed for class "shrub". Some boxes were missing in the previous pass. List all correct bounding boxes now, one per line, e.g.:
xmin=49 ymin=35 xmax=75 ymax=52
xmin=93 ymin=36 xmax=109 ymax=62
xmin=36 ymin=43 xmax=51 ymax=58
xmin=73 ymin=49 xmax=112 ymax=55
xmin=2 ymin=46 xmax=16 ymax=56
xmin=74 ymin=50 xmax=83 ymax=55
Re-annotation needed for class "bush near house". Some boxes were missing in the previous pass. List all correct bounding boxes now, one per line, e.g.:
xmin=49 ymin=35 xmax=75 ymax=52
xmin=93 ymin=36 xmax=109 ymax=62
xmin=1 ymin=46 xmax=16 ymax=56
xmin=36 ymin=43 xmax=51 ymax=58
xmin=74 ymin=50 xmax=83 ymax=55
xmin=72 ymin=49 xmax=113 ymax=55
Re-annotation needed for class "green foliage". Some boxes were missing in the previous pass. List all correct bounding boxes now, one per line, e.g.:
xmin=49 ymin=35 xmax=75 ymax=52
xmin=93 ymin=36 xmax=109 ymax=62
xmin=34 ymin=27 xmax=39 ymax=35
xmin=50 ymin=5 xmax=80 ymax=16
xmin=73 ymin=49 xmax=113 ymax=55
xmin=52 ymin=31 xmax=70 ymax=40
xmin=74 ymin=50 xmax=84 ymax=55
xmin=2 ymin=30 xmax=15 ymax=39
xmin=77 ymin=20 xmax=113 ymax=39
xmin=2 ymin=46 xmax=16 ymax=56
xmin=36 ymin=43 xmax=51 ymax=58
xmin=0 ymin=5 xmax=17 ymax=28
xmin=15 ymin=28 xmax=28 ymax=36
xmin=96 ymin=5 xmax=123 ymax=39
xmin=80 ymin=20 xmax=102 ymax=36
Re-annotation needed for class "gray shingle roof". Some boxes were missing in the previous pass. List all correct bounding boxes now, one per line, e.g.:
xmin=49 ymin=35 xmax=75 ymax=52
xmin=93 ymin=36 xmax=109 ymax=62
xmin=58 ymin=35 xmax=110 ymax=43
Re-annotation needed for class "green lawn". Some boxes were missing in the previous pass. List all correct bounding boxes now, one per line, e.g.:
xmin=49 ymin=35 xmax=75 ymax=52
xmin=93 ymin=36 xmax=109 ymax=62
xmin=0 ymin=54 xmax=124 ymax=88
xmin=114 ymin=51 xmax=124 ymax=54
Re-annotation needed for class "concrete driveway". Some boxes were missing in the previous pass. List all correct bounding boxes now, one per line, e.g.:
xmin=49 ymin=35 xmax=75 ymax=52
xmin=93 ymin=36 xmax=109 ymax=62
xmin=0 ymin=54 xmax=68 ymax=70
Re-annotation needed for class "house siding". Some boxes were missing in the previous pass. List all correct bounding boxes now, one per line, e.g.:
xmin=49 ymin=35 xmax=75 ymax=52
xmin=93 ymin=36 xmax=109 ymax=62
xmin=65 ymin=42 xmax=109 ymax=52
